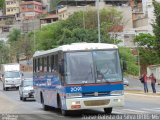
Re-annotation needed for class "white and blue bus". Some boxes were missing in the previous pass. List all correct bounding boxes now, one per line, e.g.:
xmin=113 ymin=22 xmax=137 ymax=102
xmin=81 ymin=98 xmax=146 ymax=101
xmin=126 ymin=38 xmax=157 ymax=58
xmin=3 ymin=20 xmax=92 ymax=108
xmin=33 ymin=43 xmax=124 ymax=115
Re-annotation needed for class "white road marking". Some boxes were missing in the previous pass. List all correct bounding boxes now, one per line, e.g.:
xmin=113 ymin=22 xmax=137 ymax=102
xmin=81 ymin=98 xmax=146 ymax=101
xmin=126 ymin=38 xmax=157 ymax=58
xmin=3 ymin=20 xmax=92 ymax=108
xmin=121 ymin=109 xmax=150 ymax=114
xmin=142 ymin=108 xmax=160 ymax=112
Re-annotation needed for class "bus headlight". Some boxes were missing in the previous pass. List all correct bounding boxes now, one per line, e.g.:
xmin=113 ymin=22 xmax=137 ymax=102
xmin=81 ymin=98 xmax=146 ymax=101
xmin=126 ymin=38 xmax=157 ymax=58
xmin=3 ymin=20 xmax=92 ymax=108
xmin=110 ymin=90 xmax=123 ymax=95
xmin=66 ymin=93 xmax=82 ymax=98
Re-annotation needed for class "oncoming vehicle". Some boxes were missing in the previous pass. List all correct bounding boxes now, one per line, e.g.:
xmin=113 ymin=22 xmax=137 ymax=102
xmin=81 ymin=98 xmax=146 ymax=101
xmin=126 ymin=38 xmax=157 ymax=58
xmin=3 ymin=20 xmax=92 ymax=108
xmin=0 ymin=63 xmax=23 ymax=91
xmin=123 ymin=78 xmax=129 ymax=86
xmin=19 ymin=78 xmax=34 ymax=101
xmin=33 ymin=43 xmax=124 ymax=115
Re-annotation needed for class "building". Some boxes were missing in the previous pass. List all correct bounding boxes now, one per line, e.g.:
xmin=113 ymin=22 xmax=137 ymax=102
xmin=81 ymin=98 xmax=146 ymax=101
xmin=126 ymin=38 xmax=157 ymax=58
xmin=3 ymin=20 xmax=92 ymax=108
xmin=40 ymin=14 xmax=58 ymax=27
xmin=5 ymin=0 xmax=20 ymax=16
xmin=20 ymin=0 xmax=43 ymax=20
xmin=147 ymin=64 xmax=160 ymax=84
xmin=0 ymin=15 xmax=16 ymax=42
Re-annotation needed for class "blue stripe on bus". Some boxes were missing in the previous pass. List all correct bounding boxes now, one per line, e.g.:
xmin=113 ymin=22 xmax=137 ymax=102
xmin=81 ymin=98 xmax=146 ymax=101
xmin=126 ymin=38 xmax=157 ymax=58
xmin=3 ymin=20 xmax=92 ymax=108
xmin=65 ymin=83 xmax=123 ymax=93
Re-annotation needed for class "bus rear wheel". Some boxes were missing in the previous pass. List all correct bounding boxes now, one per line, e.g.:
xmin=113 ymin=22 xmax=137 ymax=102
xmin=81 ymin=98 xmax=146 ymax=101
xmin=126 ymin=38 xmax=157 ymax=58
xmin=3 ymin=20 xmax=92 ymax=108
xmin=104 ymin=107 xmax=112 ymax=115
xmin=41 ymin=93 xmax=50 ymax=111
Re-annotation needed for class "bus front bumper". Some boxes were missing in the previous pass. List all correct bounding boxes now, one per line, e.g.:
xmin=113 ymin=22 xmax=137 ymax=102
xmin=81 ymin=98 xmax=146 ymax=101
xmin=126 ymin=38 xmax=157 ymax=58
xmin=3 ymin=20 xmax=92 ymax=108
xmin=65 ymin=95 xmax=124 ymax=110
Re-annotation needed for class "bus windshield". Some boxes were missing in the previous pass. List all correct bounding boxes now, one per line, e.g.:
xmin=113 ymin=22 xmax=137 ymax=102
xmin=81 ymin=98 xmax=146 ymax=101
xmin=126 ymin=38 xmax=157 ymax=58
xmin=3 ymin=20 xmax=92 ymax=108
xmin=66 ymin=52 xmax=94 ymax=84
xmin=65 ymin=50 xmax=122 ymax=84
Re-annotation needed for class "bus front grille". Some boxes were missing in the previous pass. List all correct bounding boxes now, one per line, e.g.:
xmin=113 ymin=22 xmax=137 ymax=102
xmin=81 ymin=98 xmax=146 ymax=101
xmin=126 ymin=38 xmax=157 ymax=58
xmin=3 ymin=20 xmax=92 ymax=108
xmin=82 ymin=92 xmax=110 ymax=97
xmin=84 ymin=99 xmax=110 ymax=106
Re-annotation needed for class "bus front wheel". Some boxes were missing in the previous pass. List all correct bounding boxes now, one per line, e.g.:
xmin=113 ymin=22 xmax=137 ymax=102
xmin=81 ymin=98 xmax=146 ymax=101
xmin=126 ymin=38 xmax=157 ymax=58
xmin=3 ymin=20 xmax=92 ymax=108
xmin=104 ymin=107 xmax=112 ymax=115
xmin=59 ymin=98 xmax=68 ymax=116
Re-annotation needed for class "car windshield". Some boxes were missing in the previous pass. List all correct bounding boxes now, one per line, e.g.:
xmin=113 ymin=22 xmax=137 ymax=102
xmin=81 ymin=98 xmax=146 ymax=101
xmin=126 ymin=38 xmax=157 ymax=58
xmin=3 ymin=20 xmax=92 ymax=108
xmin=65 ymin=50 xmax=122 ymax=84
xmin=4 ymin=71 xmax=20 ymax=78
xmin=23 ymin=80 xmax=33 ymax=86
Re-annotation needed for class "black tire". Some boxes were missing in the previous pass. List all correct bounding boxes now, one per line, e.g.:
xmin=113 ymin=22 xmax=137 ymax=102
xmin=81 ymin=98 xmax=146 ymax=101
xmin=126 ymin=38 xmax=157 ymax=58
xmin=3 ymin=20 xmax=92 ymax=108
xmin=16 ymin=87 xmax=19 ymax=90
xmin=20 ymin=97 xmax=22 ymax=100
xmin=3 ymin=84 xmax=6 ymax=91
xmin=22 ymin=97 xmax=26 ymax=101
xmin=3 ymin=87 xmax=6 ymax=91
xmin=104 ymin=107 xmax=112 ymax=115
xmin=4 ymin=87 xmax=8 ymax=91
xmin=42 ymin=104 xmax=50 ymax=111
xmin=6 ymin=87 xmax=8 ymax=91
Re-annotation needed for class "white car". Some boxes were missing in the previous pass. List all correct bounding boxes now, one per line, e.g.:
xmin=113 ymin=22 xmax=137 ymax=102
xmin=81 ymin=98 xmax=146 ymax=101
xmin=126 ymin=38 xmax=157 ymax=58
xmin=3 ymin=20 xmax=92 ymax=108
xmin=19 ymin=78 xmax=35 ymax=101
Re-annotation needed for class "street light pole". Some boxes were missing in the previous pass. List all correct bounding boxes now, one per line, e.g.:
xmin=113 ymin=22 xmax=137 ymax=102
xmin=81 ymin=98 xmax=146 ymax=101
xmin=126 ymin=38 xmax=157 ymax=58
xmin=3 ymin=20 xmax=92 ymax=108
xmin=82 ymin=5 xmax=86 ymax=29
xmin=96 ymin=0 xmax=101 ymax=43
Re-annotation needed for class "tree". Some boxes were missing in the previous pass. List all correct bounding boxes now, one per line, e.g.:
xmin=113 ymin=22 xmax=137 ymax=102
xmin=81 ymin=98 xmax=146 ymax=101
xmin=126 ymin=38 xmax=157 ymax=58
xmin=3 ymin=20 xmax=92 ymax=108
xmin=152 ymin=0 xmax=160 ymax=57
xmin=0 ymin=0 xmax=5 ymax=10
xmin=134 ymin=33 xmax=160 ymax=73
xmin=7 ymin=29 xmax=34 ymax=62
xmin=119 ymin=47 xmax=139 ymax=76
xmin=8 ymin=29 xmax=21 ymax=43
xmin=34 ymin=8 xmax=123 ymax=51
xmin=0 ymin=41 xmax=10 ymax=64
xmin=134 ymin=33 xmax=156 ymax=49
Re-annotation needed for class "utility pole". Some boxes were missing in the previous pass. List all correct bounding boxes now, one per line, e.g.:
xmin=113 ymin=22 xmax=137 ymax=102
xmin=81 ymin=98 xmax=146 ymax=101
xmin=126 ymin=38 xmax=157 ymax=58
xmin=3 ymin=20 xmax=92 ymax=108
xmin=137 ymin=46 xmax=141 ymax=76
xmin=96 ymin=0 xmax=101 ymax=43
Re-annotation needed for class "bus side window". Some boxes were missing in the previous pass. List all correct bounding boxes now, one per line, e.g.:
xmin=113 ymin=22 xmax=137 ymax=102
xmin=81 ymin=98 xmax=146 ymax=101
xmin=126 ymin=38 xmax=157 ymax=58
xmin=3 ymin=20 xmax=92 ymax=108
xmin=59 ymin=59 xmax=64 ymax=76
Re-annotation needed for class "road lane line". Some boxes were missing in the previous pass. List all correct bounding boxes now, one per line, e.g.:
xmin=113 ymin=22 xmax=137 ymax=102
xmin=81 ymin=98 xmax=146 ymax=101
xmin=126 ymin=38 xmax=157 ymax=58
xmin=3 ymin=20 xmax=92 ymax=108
xmin=122 ymin=109 xmax=150 ymax=114
xmin=142 ymin=108 xmax=160 ymax=113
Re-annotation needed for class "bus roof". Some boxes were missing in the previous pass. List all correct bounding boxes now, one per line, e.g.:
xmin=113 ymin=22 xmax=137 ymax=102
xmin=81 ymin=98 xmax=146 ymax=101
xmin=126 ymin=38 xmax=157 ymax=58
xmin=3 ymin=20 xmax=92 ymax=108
xmin=33 ymin=43 xmax=118 ymax=57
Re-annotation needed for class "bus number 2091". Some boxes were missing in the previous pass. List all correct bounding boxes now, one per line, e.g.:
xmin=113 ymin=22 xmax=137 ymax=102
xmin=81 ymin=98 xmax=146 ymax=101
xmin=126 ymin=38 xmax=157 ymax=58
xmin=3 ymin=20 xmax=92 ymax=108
xmin=70 ymin=87 xmax=82 ymax=92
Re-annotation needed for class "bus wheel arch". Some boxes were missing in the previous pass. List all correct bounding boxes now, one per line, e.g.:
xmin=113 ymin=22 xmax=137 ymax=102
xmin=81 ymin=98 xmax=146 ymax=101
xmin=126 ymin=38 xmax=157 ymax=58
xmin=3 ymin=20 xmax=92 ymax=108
xmin=40 ymin=91 xmax=50 ymax=111
xmin=57 ymin=94 xmax=68 ymax=116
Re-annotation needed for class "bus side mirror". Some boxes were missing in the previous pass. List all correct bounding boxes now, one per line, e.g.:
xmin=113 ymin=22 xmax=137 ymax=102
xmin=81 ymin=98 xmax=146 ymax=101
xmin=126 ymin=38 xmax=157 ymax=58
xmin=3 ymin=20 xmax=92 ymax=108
xmin=122 ymin=60 xmax=127 ymax=72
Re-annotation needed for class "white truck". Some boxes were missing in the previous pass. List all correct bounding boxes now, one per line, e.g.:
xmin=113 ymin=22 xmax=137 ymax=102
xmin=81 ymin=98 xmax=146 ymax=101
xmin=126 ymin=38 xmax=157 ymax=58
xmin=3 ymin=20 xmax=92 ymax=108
xmin=0 ymin=63 xmax=23 ymax=91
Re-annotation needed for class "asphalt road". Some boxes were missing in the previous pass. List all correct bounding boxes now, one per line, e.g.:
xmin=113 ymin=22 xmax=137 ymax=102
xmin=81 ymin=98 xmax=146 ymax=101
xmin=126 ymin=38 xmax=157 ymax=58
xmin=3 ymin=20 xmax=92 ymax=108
xmin=0 ymin=75 xmax=160 ymax=120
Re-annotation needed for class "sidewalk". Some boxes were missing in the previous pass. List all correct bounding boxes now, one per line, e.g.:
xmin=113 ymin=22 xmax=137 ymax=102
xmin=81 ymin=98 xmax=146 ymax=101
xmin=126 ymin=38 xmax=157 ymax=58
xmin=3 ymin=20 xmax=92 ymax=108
xmin=124 ymin=85 xmax=160 ymax=96
xmin=124 ymin=74 xmax=160 ymax=95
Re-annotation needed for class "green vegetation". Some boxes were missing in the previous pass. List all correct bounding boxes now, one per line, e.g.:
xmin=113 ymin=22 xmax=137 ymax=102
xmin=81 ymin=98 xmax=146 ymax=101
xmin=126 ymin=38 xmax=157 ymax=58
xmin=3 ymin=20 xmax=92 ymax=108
xmin=152 ymin=0 xmax=160 ymax=57
xmin=119 ymin=47 xmax=139 ymax=76
xmin=7 ymin=29 xmax=33 ymax=62
xmin=134 ymin=33 xmax=160 ymax=73
xmin=0 ymin=41 xmax=10 ymax=64
xmin=34 ymin=8 xmax=123 ymax=50
xmin=0 ymin=0 xmax=5 ymax=10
